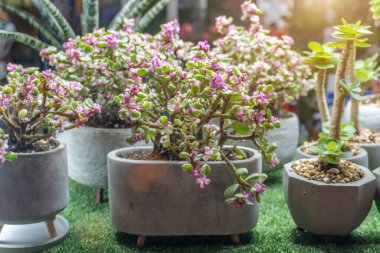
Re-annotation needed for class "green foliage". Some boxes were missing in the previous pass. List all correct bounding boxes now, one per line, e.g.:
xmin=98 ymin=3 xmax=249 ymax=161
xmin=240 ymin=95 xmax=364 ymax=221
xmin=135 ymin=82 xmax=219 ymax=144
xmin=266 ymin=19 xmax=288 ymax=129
xmin=309 ymin=136 xmax=352 ymax=165
xmin=355 ymin=54 xmax=380 ymax=82
xmin=0 ymin=30 xmax=49 ymax=51
xmin=340 ymin=79 xmax=363 ymax=100
xmin=321 ymin=122 xmax=356 ymax=141
xmin=370 ymin=0 xmax=380 ymax=20
xmin=0 ymin=0 xmax=170 ymax=50
xmin=304 ymin=41 xmax=340 ymax=69
xmin=329 ymin=19 xmax=372 ymax=48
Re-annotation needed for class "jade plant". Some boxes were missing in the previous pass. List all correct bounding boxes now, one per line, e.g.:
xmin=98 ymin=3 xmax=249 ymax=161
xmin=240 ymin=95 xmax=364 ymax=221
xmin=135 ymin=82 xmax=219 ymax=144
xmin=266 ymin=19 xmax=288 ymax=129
xmin=212 ymin=1 xmax=315 ymax=116
xmin=309 ymin=136 xmax=352 ymax=168
xmin=304 ymin=42 xmax=339 ymax=123
xmin=355 ymin=54 xmax=380 ymax=83
xmin=41 ymin=25 xmax=167 ymax=127
xmin=328 ymin=19 xmax=371 ymax=139
xmin=0 ymin=63 xmax=100 ymax=157
xmin=0 ymin=0 xmax=170 ymax=51
xmin=115 ymin=26 xmax=281 ymax=206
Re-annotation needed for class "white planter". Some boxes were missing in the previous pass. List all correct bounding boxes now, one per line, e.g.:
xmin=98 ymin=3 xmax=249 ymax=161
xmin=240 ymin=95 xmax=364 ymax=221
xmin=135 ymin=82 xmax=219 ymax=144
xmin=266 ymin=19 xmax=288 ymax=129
xmin=59 ymin=126 xmax=150 ymax=189
xmin=344 ymin=96 xmax=380 ymax=132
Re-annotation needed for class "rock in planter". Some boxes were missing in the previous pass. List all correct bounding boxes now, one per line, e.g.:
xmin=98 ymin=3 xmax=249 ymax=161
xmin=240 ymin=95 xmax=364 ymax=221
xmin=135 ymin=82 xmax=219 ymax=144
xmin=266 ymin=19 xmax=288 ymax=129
xmin=108 ymin=146 xmax=261 ymax=245
xmin=225 ymin=112 xmax=299 ymax=171
xmin=354 ymin=142 xmax=380 ymax=170
xmin=59 ymin=126 xmax=150 ymax=202
xmin=294 ymin=146 xmax=368 ymax=168
xmin=283 ymin=160 xmax=375 ymax=235
xmin=373 ymin=168 xmax=380 ymax=212
xmin=0 ymin=142 xmax=69 ymax=252
xmin=344 ymin=96 xmax=380 ymax=132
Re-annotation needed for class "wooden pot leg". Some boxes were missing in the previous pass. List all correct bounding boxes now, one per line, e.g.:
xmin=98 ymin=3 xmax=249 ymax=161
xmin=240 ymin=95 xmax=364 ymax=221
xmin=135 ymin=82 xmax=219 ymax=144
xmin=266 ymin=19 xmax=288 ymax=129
xmin=0 ymin=224 xmax=3 ymax=235
xmin=230 ymin=234 xmax=241 ymax=245
xmin=137 ymin=235 xmax=147 ymax=247
xmin=45 ymin=219 xmax=57 ymax=238
xmin=96 ymin=188 xmax=104 ymax=204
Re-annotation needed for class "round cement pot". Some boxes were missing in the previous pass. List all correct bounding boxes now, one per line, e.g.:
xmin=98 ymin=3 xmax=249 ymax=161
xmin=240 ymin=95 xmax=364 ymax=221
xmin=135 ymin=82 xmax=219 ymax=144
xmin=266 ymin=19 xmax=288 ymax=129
xmin=373 ymin=168 xmax=380 ymax=212
xmin=59 ymin=126 xmax=150 ymax=189
xmin=225 ymin=112 xmax=299 ymax=171
xmin=354 ymin=142 xmax=380 ymax=171
xmin=283 ymin=160 xmax=375 ymax=235
xmin=108 ymin=146 xmax=261 ymax=239
xmin=294 ymin=146 xmax=368 ymax=168
xmin=344 ymin=97 xmax=380 ymax=132
xmin=0 ymin=142 xmax=68 ymax=225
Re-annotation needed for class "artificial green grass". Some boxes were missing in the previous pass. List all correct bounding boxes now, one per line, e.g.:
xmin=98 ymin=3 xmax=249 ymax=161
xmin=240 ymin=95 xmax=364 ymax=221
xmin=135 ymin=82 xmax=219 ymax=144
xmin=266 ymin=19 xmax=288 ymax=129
xmin=44 ymin=170 xmax=380 ymax=253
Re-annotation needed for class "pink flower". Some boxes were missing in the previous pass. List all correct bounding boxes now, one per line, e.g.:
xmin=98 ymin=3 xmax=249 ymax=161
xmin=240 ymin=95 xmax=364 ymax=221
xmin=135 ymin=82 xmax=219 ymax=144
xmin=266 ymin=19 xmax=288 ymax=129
xmin=197 ymin=40 xmax=210 ymax=52
xmin=234 ymin=191 xmax=250 ymax=208
xmin=269 ymin=156 xmax=279 ymax=168
xmin=254 ymin=182 xmax=266 ymax=195
xmin=161 ymin=20 xmax=180 ymax=43
xmin=203 ymin=146 xmax=214 ymax=161
xmin=209 ymin=75 xmax=226 ymax=90
xmin=236 ymin=109 xmax=247 ymax=122
xmin=6 ymin=63 xmax=17 ymax=72
xmin=196 ymin=176 xmax=211 ymax=189
xmin=105 ymin=34 xmax=119 ymax=48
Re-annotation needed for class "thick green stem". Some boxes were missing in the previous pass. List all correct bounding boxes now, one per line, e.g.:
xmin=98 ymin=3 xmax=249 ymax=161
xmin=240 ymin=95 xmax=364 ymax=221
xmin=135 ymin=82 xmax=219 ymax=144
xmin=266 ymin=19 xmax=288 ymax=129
xmin=316 ymin=69 xmax=330 ymax=123
xmin=329 ymin=41 xmax=353 ymax=140
xmin=348 ymin=47 xmax=360 ymax=132
xmin=220 ymin=152 xmax=251 ymax=188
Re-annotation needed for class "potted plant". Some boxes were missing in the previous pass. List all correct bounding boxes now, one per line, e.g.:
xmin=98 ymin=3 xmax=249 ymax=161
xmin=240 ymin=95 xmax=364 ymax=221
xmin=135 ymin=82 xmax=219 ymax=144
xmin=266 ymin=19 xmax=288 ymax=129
xmin=283 ymin=20 xmax=376 ymax=236
xmin=108 ymin=33 xmax=279 ymax=246
xmin=294 ymin=21 xmax=373 ymax=168
xmin=41 ymin=27 xmax=162 ymax=203
xmin=210 ymin=1 xmax=315 ymax=169
xmin=0 ymin=64 xmax=99 ymax=252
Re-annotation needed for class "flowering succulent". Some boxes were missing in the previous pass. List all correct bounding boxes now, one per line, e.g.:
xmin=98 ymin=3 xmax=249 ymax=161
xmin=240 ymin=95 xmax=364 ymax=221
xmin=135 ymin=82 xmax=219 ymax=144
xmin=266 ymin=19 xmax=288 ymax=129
xmin=40 ymin=24 xmax=164 ymax=127
xmin=0 ymin=64 xmax=100 ymax=157
xmin=212 ymin=1 xmax=315 ymax=116
xmin=115 ymin=22 xmax=280 ymax=206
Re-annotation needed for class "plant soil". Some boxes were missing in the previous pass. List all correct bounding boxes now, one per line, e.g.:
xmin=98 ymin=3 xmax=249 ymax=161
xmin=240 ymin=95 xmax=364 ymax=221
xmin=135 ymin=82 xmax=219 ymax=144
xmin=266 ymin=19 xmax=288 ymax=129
xmin=361 ymin=93 xmax=380 ymax=108
xmin=291 ymin=158 xmax=364 ymax=183
xmin=9 ymin=139 xmax=59 ymax=153
xmin=350 ymin=128 xmax=380 ymax=144
xmin=301 ymin=141 xmax=361 ymax=156
xmin=119 ymin=148 xmax=252 ymax=161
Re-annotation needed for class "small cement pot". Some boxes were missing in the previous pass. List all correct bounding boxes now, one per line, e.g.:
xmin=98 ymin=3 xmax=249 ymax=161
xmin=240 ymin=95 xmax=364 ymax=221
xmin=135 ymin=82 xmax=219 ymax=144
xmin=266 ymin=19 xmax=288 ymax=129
xmin=354 ymin=142 xmax=380 ymax=170
xmin=0 ymin=142 xmax=69 ymax=252
xmin=344 ymin=97 xmax=380 ymax=132
xmin=283 ymin=160 xmax=375 ymax=235
xmin=0 ymin=142 xmax=68 ymax=225
xmin=59 ymin=126 xmax=150 ymax=190
xmin=373 ymin=168 xmax=380 ymax=212
xmin=294 ymin=146 xmax=368 ymax=168
xmin=225 ymin=112 xmax=299 ymax=171
xmin=108 ymin=146 xmax=261 ymax=245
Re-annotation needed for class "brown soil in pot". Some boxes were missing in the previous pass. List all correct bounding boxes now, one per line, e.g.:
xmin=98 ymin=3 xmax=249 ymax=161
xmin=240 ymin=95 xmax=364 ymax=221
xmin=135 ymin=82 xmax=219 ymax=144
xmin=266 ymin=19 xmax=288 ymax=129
xmin=301 ymin=141 xmax=361 ymax=156
xmin=291 ymin=158 xmax=364 ymax=183
xmin=350 ymin=128 xmax=380 ymax=144
xmin=9 ymin=139 xmax=60 ymax=153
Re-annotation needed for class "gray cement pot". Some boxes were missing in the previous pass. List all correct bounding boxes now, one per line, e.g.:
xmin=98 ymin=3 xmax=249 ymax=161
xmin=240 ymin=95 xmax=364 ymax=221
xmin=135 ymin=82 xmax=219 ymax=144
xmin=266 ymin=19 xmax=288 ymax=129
xmin=294 ymin=146 xmax=368 ymax=168
xmin=344 ymin=97 xmax=380 ymax=132
xmin=0 ymin=142 xmax=68 ymax=225
xmin=354 ymin=142 xmax=380 ymax=171
xmin=108 ymin=146 xmax=261 ymax=241
xmin=59 ymin=126 xmax=149 ymax=189
xmin=224 ymin=112 xmax=299 ymax=171
xmin=373 ymin=168 xmax=380 ymax=212
xmin=283 ymin=160 xmax=375 ymax=235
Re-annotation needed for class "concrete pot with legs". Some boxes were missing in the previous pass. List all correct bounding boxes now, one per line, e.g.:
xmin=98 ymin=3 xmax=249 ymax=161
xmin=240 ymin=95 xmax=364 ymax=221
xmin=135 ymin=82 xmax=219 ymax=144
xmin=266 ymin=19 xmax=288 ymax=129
xmin=108 ymin=146 xmax=262 ymax=247
xmin=0 ymin=142 xmax=69 ymax=253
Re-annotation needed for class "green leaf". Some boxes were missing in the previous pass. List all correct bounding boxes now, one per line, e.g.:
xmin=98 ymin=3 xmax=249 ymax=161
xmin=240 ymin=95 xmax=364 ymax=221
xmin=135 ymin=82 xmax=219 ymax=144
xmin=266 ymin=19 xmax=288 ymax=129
xmin=308 ymin=41 xmax=324 ymax=52
xmin=5 ymin=152 xmax=17 ymax=161
xmin=0 ymin=30 xmax=49 ymax=51
xmin=201 ymin=164 xmax=212 ymax=175
xmin=235 ymin=168 xmax=249 ymax=176
xmin=224 ymin=184 xmax=240 ymax=198
xmin=182 ymin=163 xmax=193 ymax=172
xmin=231 ymin=121 xmax=251 ymax=135
xmin=137 ymin=68 xmax=148 ymax=76
xmin=109 ymin=0 xmax=139 ymax=30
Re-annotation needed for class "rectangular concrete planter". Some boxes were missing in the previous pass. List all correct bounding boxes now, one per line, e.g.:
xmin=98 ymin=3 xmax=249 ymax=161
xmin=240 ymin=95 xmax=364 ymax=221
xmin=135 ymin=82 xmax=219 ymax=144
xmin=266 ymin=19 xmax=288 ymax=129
xmin=107 ymin=146 xmax=262 ymax=237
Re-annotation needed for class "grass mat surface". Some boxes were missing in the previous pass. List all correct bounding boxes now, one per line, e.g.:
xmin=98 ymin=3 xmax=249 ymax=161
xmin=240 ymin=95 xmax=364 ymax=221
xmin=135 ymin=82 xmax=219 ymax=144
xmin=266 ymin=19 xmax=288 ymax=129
xmin=44 ymin=170 xmax=380 ymax=253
